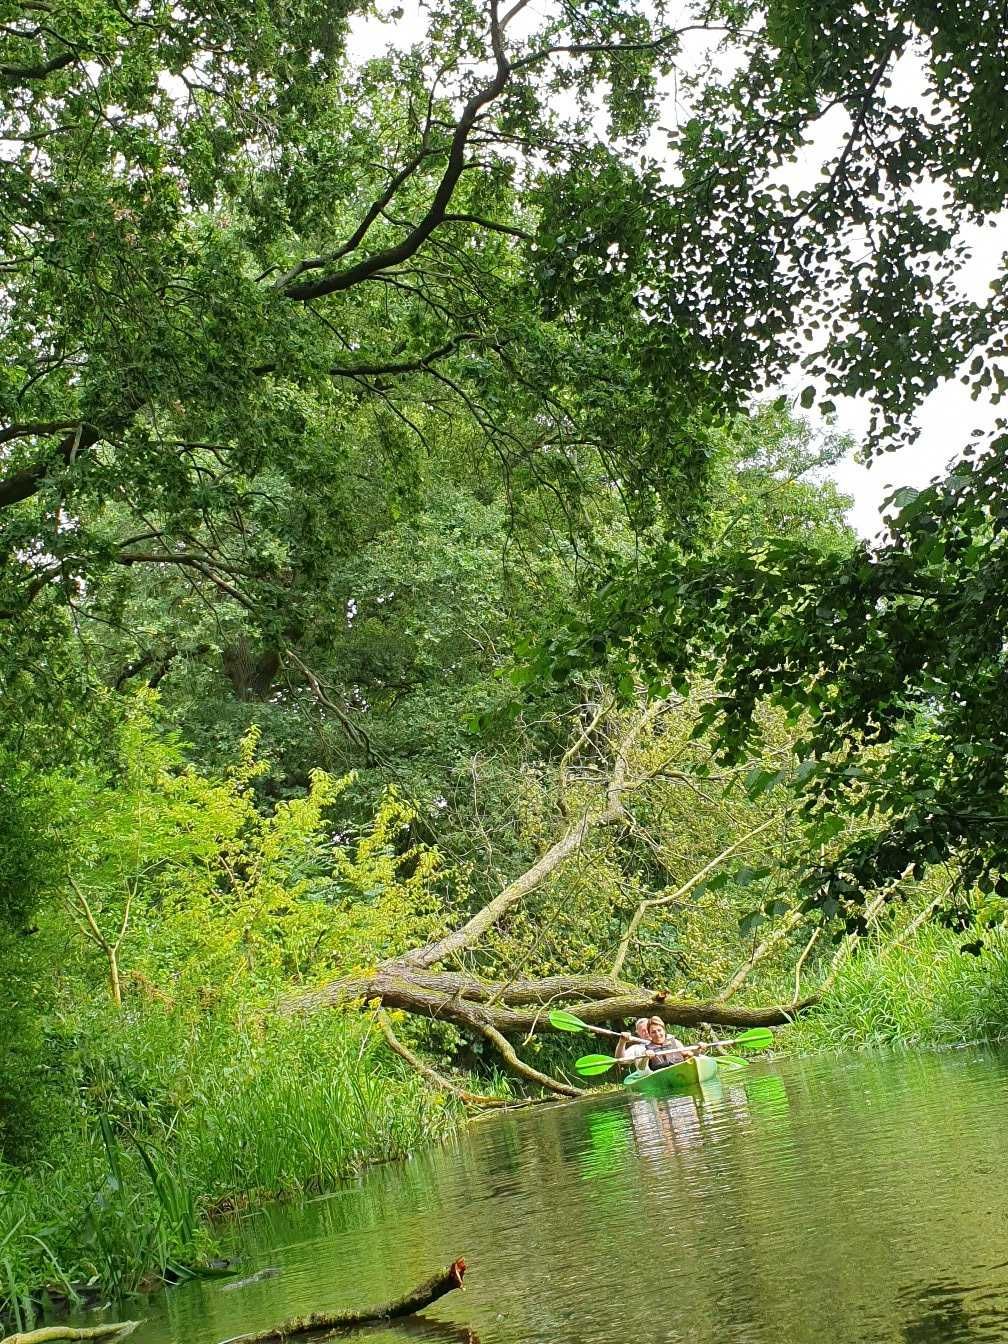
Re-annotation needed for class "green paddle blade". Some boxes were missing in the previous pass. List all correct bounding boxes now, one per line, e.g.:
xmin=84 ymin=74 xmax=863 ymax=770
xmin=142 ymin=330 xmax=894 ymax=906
xmin=714 ymin=1055 xmax=749 ymax=1072
xmin=574 ymin=1053 xmax=618 ymax=1076
xmin=733 ymin=1027 xmax=775 ymax=1051
xmin=549 ymin=1009 xmax=590 ymax=1033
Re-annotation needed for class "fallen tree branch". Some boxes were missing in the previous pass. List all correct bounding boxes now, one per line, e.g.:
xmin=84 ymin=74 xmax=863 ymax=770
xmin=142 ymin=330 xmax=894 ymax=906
xmin=469 ymin=1018 xmax=579 ymax=1097
xmin=718 ymin=905 xmax=807 ymax=1003
xmin=282 ymin=698 xmax=815 ymax=1089
xmin=612 ymin=815 xmax=779 ymax=979
xmin=403 ymin=701 xmax=664 ymax=970
xmin=0 ymin=1324 xmax=140 ymax=1343
xmin=405 ymin=971 xmax=635 ymax=1005
xmin=286 ymin=969 xmax=810 ymax=1032
xmin=219 ymin=1259 xmax=467 ymax=1343
xmin=376 ymin=1009 xmax=552 ymax=1108
xmin=793 ymin=925 xmax=821 ymax=1001
xmin=558 ymin=695 xmax=609 ymax=816
xmin=889 ymin=880 xmax=954 ymax=949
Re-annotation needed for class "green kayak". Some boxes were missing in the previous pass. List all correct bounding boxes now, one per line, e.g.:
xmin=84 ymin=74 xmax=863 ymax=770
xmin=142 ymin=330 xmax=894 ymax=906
xmin=623 ymin=1053 xmax=719 ymax=1098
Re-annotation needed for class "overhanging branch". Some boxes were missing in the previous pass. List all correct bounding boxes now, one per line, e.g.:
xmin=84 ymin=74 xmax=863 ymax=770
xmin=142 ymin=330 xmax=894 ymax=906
xmin=328 ymin=332 xmax=483 ymax=379
xmin=284 ymin=1 xmax=513 ymax=301
xmin=1 ymin=47 xmax=74 ymax=82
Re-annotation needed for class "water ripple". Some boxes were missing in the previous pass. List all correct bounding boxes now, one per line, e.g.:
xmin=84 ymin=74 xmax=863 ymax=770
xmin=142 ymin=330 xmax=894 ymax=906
xmin=120 ymin=1046 xmax=1008 ymax=1344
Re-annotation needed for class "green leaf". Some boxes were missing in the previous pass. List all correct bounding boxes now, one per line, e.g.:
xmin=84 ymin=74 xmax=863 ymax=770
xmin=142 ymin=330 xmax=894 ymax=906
xmin=739 ymin=909 xmax=767 ymax=936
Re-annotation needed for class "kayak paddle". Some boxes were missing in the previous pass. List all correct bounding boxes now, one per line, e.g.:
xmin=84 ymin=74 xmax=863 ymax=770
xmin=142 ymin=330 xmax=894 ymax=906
xmin=548 ymin=1009 xmax=647 ymax=1042
xmin=574 ymin=1053 xmax=622 ymax=1077
xmin=575 ymin=1051 xmax=746 ymax=1078
xmin=573 ymin=1026 xmax=775 ymax=1076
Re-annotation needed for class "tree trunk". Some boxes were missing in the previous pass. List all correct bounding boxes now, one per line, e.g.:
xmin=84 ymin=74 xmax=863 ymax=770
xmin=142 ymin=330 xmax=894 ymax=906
xmin=222 ymin=639 xmax=281 ymax=701
xmin=107 ymin=946 xmax=122 ymax=1010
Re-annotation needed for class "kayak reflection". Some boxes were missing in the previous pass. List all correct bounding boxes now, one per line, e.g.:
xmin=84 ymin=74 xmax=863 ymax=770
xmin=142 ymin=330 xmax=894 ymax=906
xmin=578 ymin=1069 xmax=792 ymax=1181
xmin=627 ymin=1087 xmax=726 ymax=1162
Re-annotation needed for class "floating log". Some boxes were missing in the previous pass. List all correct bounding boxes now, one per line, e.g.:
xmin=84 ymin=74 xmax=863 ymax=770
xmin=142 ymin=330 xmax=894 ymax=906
xmin=219 ymin=1259 xmax=467 ymax=1343
xmin=0 ymin=1324 xmax=140 ymax=1344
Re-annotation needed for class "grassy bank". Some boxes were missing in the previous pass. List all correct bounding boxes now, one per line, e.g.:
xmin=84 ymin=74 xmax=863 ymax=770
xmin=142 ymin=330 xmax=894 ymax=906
xmin=785 ymin=926 xmax=1008 ymax=1052
xmin=0 ymin=1002 xmax=465 ymax=1331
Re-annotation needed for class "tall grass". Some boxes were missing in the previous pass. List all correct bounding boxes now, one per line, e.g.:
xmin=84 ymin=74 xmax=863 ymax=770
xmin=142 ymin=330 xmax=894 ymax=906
xmin=0 ymin=1004 xmax=463 ymax=1327
xmin=786 ymin=925 xmax=1008 ymax=1051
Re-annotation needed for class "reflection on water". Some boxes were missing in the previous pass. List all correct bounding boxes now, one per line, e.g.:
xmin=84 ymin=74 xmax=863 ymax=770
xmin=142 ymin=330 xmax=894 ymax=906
xmin=82 ymin=1047 xmax=1008 ymax=1344
xmin=392 ymin=1319 xmax=482 ymax=1344
xmin=896 ymin=1277 xmax=1008 ymax=1343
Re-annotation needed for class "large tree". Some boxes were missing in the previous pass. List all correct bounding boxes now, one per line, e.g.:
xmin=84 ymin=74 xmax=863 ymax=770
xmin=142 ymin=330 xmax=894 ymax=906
xmin=0 ymin=0 xmax=725 ymax=748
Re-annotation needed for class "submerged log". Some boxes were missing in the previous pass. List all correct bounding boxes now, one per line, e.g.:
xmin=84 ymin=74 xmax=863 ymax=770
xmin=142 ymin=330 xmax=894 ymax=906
xmin=0 ymin=1324 xmax=140 ymax=1343
xmin=220 ymin=1259 xmax=467 ymax=1343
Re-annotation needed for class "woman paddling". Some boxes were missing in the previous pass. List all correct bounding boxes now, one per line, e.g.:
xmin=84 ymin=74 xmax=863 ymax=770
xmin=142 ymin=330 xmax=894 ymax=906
xmin=645 ymin=1016 xmax=691 ymax=1070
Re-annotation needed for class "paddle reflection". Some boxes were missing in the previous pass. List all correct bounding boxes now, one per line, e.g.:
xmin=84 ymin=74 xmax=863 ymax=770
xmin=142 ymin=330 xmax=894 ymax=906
xmin=578 ymin=1106 xmax=632 ymax=1181
xmin=742 ymin=1073 xmax=791 ymax=1122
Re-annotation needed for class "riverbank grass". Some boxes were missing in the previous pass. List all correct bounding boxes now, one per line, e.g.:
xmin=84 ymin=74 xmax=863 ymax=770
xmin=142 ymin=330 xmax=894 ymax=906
xmin=0 ymin=1004 xmax=462 ymax=1330
xmin=787 ymin=926 xmax=1008 ymax=1050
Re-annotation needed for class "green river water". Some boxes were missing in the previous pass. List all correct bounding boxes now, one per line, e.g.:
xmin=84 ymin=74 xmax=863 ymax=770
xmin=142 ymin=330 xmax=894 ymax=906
xmin=100 ymin=1048 xmax=1008 ymax=1344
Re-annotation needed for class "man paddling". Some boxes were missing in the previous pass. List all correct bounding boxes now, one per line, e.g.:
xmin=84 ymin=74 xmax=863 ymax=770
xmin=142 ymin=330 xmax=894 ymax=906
xmin=614 ymin=1017 xmax=651 ymax=1066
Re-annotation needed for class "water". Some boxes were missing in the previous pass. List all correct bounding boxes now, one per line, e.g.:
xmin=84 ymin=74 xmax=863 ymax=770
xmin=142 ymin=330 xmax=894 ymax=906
xmin=102 ymin=1049 xmax=1008 ymax=1344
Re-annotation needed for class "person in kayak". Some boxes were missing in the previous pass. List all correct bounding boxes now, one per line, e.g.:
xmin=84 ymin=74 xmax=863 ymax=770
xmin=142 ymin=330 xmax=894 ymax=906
xmin=614 ymin=1017 xmax=651 ymax=1066
xmin=645 ymin=1016 xmax=691 ymax=1071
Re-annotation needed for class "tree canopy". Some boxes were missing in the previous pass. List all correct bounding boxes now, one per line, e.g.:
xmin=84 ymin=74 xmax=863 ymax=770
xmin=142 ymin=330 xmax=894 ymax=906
xmin=0 ymin=0 xmax=731 ymax=753
xmin=528 ymin=0 xmax=1008 ymax=933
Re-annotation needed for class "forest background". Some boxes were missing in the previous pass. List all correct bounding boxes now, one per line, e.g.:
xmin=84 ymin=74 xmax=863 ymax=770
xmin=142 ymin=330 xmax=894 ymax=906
xmin=2 ymin=0 xmax=1008 ymax=1324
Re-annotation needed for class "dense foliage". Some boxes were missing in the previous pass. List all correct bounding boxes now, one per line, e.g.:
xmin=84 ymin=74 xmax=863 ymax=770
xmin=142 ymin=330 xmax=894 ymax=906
xmin=0 ymin=0 xmax=721 ymax=748
xmin=531 ymin=1 xmax=1008 ymax=936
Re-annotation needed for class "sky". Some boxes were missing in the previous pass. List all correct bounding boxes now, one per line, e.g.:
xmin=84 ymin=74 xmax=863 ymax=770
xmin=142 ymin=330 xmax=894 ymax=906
xmin=809 ymin=375 xmax=993 ymax=542
xmin=770 ymin=59 xmax=1004 ymax=542
xmin=346 ymin=4 xmax=1005 ymax=541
